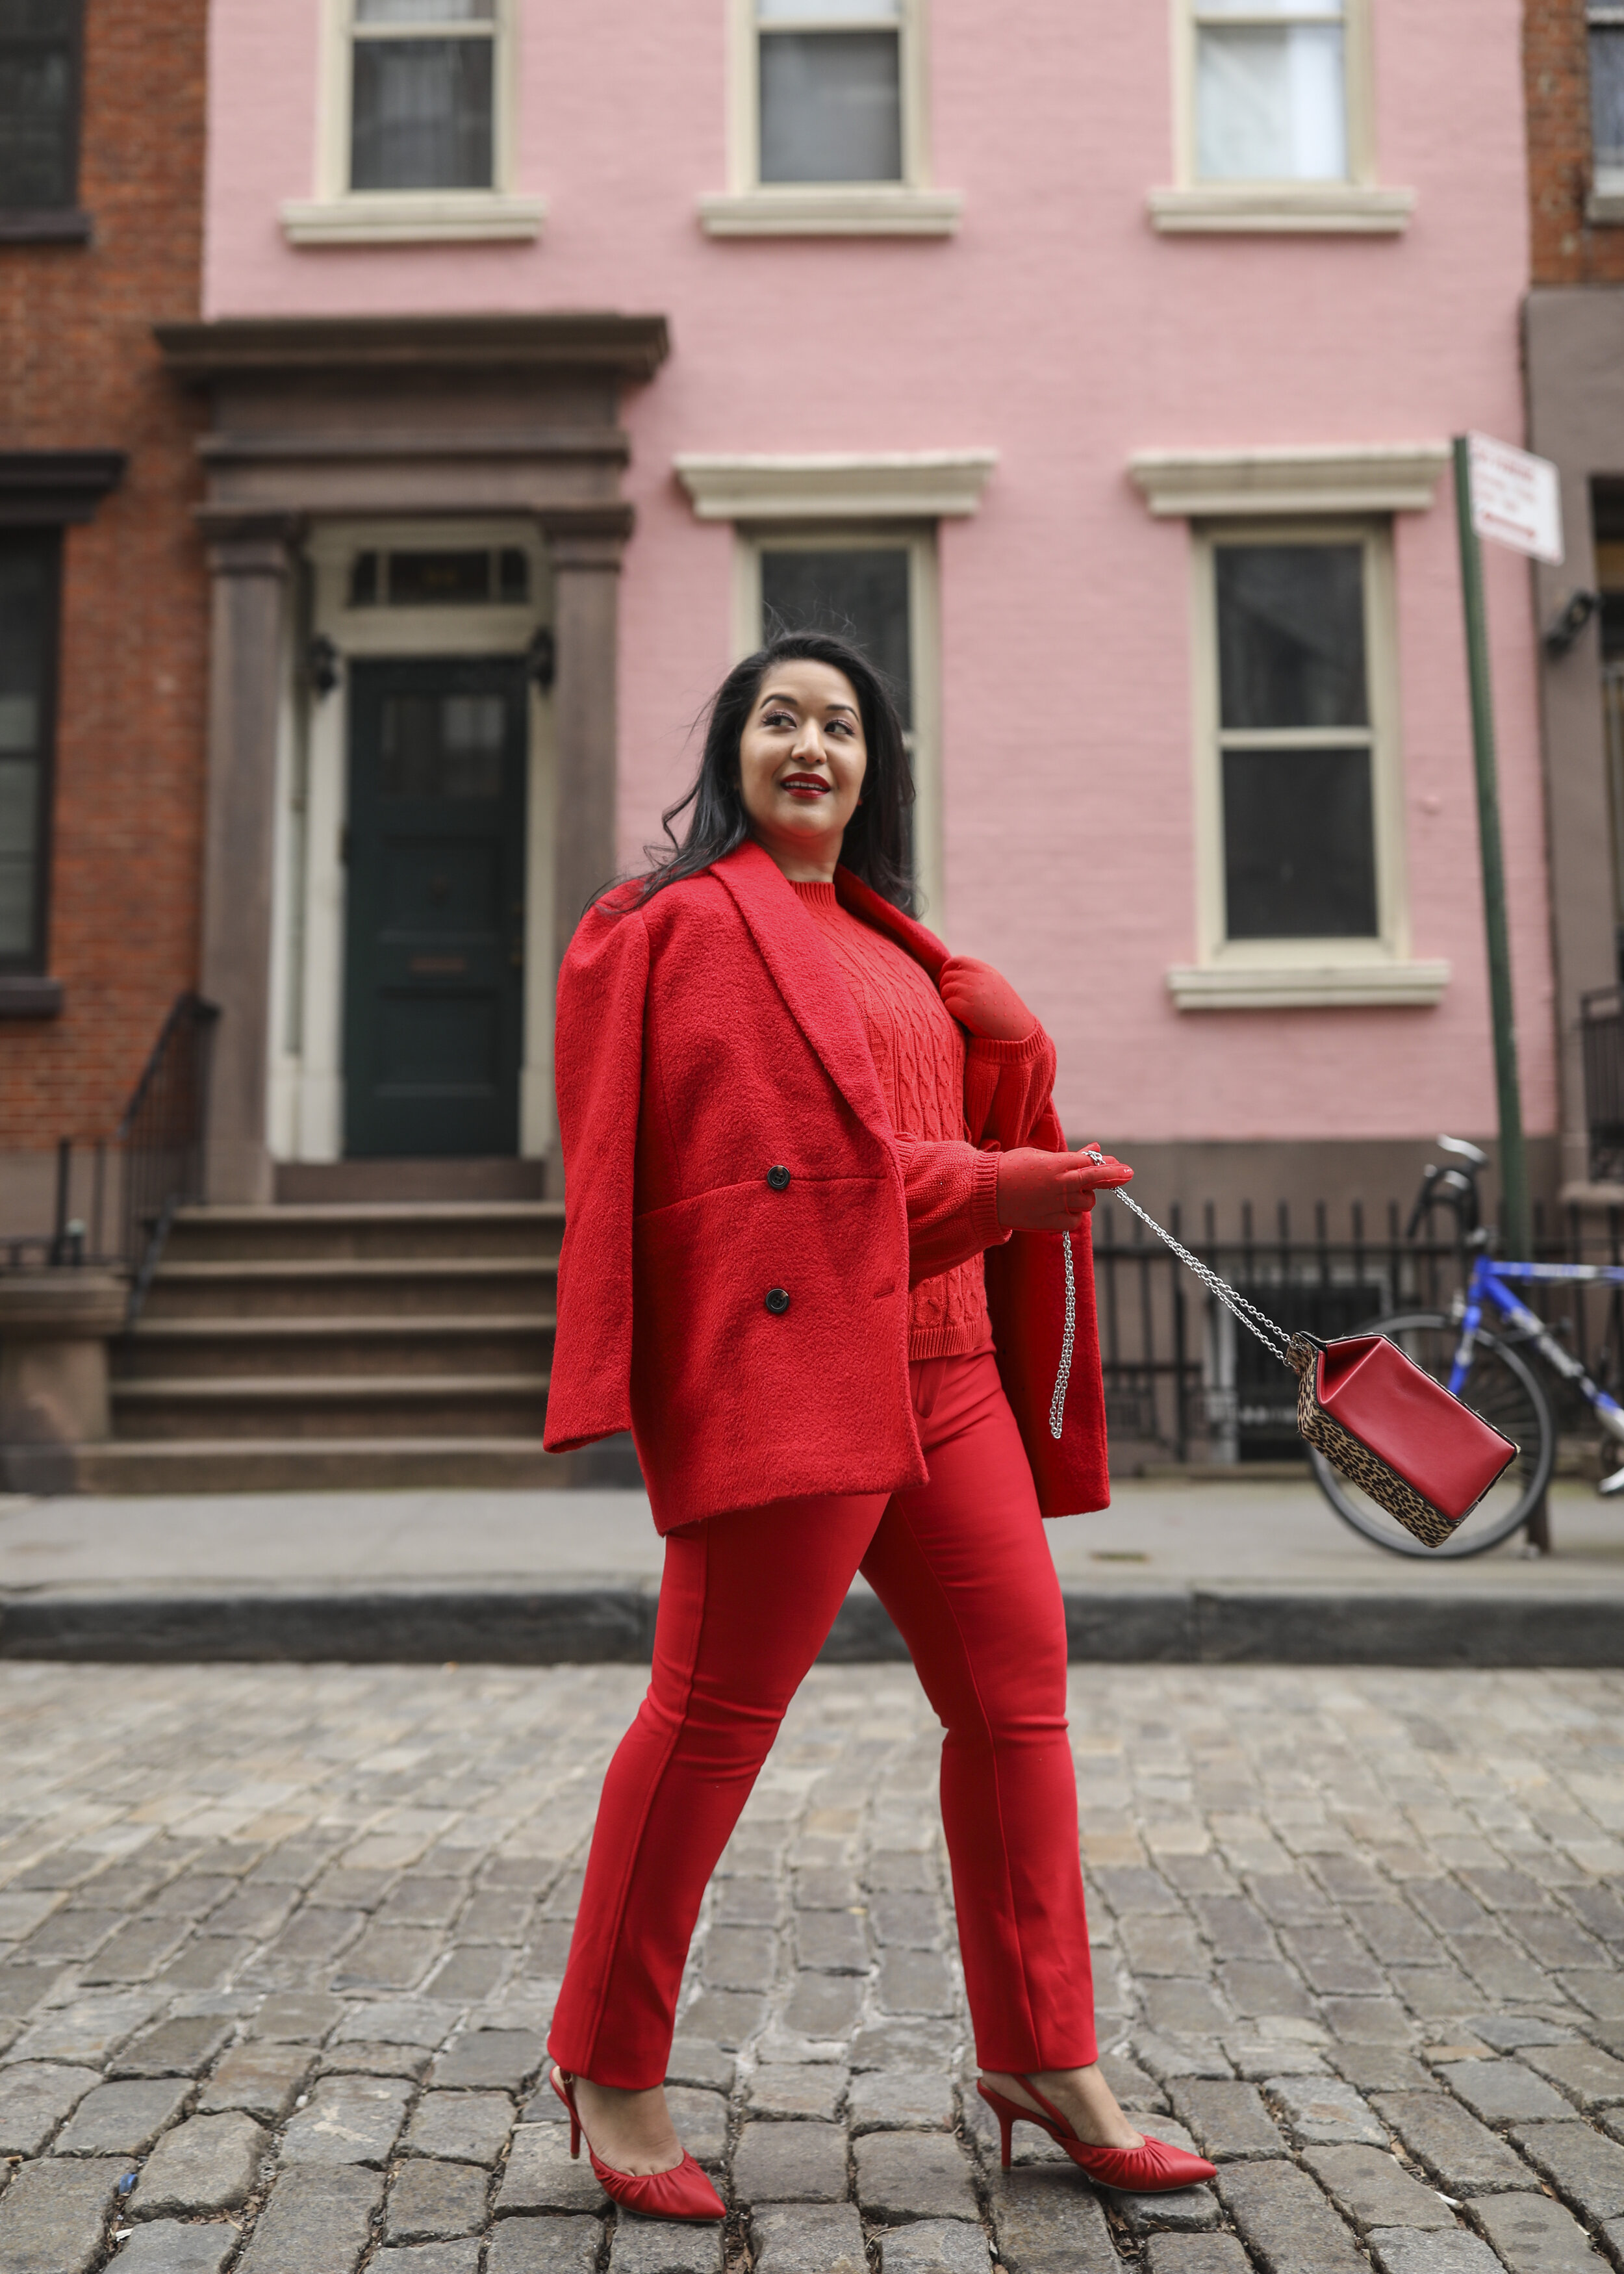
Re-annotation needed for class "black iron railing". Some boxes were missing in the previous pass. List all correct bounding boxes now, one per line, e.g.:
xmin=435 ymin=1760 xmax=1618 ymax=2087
xmin=1582 ymin=987 xmax=1624 ymax=1184
xmin=1093 ymin=1194 xmax=1624 ymax=1464
xmin=117 ymin=993 xmax=219 ymax=1318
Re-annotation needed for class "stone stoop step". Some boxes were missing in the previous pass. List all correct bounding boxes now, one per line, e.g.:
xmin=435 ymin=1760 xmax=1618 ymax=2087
xmin=89 ymin=1201 xmax=626 ymax=1493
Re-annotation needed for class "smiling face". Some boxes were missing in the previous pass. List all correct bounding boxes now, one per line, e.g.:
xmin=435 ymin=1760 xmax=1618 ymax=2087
xmin=737 ymin=658 xmax=869 ymax=883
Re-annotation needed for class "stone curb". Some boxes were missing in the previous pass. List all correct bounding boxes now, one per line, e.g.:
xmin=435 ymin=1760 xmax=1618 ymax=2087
xmin=0 ymin=1580 xmax=1618 ymax=1664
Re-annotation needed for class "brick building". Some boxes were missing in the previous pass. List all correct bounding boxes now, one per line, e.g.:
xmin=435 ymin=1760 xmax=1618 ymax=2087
xmin=1524 ymin=0 xmax=1624 ymax=1201
xmin=0 ymin=0 xmax=209 ymax=1234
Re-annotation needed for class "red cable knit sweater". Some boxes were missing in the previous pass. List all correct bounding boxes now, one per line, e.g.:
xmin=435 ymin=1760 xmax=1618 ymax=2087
xmin=791 ymin=878 xmax=1006 ymax=1359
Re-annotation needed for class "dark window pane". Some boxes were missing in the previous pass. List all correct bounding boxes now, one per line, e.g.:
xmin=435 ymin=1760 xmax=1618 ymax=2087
xmin=759 ymin=30 xmax=902 ymax=183
xmin=760 ymin=547 xmax=911 ymax=728
xmin=349 ymin=551 xmax=380 ymax=607
xmin=0 ymin=537 xmax=53 ymax=967
xmin=0 ymin=0 xmax=75 ymax=211
xmin=387 ymin=549 xmax=492 ymax=605
xmin=1594 ymin=25 xmax=1624 ymax=164
xmin=1216 ymin=543 xmax=1367 ymax=730
xmin=496 ymin=547 xmax=529 ymax=603
xmin=1603 ymin=591 xmax=1624 ymax=662
xmin=379 ymin=689 xmax=507 ymax=800
xmin=1223 ymin=746 xmax=1377 ymax=938
xmin=351 ymin=36 xmax=493 ymax=191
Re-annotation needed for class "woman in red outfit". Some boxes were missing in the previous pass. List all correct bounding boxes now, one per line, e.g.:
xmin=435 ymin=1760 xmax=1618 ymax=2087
xmin=543 ymin=633 xmax=1215 ymax=2221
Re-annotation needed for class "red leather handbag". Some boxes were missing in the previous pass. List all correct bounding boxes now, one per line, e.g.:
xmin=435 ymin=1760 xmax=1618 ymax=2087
xmin=1284 ymin=1331 xmax=1516 ymax=1548
xmin=1084 ymin=1173 xmax=1518 ymax=1550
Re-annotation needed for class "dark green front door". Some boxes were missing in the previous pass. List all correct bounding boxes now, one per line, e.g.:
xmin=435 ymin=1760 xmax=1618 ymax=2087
xmin=344 ymin=657 xmax=527 ymax=1158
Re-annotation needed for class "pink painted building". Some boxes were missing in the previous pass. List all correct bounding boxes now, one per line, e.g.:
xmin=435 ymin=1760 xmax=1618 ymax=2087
xmin=183 ymin=0 xmax=1549 ymax=1229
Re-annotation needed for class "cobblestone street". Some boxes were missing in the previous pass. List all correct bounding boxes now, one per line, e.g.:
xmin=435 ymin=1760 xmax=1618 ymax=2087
xmin=0 ymin=1664 xmax=1615 ymax=2272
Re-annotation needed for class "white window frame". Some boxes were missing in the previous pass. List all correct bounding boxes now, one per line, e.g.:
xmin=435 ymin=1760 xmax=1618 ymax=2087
xmin=1169 ymin=517 xmax=1447 ymax=1010
xmin=1149 ymin=0 xmax=1414 ymax=236
xmin=731 ymin=526 xmax=945 ymax=927
xmin=1590 ymin=3 xmax=1624 ymax=220
xmin=698 ymin=0 xmax=961 ymax=237
xmin=280 ymin=0 xmax=544 ymax=246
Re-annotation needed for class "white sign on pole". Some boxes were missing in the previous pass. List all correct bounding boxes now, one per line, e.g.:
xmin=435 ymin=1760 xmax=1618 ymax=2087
xmin=1467 ymin=432 xmax=1564 ymax=566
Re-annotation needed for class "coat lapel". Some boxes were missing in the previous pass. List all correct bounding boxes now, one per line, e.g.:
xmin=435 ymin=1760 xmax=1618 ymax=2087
xmin=711 ymin=841 xmax=894 ymax=1146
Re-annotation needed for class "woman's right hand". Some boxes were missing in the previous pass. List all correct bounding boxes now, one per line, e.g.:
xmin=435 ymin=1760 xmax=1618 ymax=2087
xmin=995 ymin=1146 xmax=1133 ymax=1231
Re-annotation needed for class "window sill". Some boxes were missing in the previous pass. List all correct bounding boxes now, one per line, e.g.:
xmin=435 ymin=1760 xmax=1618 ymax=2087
xmin=0 ymin=209 xmax=92 ymax=244
xmin=1586 ymin=190 xmax=1624 ymax=226
xmin=697 ymin=186 xmax=962 ymax=237
xmin=280 ymin=192 xmax=547 ymax=246
xmin=0 ymin=977 xmax=64 ymax=1019
xmin=1166 ymin=960 xmax=1450 ymax=1011
xmin=1148 ymin=183 xmax=1415 ymax=235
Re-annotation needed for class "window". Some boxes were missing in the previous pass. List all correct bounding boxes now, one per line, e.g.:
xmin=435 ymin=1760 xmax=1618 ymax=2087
xmin=1150 ymin=0 xmax=1410 ymax=234
xmin=1194 ymin=0 xmax=1348 ymax=183
xmin=1214 ymin=541 xmax=1375 ymax=939
xmin=1166 ymin=520 xmax=1445 ymax=1007
xmin=757 ymin=0 xmax=903 ymax=185
xmin=0 ymin=531 xmax=60 ymax=978
xmin=699 ymin=0 xmax=959 ymax=235
xmin=280 ymin=0 xmax=543 ymax=244
xmin=0 ymin=0 xmax=81 ymax=215
xmin=1592 ymin=5 xmax=1624 ymax=199
xmin=737 ymin=530 xmax=941 ymax=914
xmin=349 ymin=0 xmax=494 ymax=192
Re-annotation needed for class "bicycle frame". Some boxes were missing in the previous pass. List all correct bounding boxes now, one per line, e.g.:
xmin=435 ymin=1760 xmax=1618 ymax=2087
xmin=1454 ymin=1253 xmax=1624 ymax=1445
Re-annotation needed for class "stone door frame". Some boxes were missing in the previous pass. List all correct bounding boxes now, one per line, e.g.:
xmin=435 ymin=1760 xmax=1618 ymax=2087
xmin=157 ymin=313 xmax=668 ymax=1202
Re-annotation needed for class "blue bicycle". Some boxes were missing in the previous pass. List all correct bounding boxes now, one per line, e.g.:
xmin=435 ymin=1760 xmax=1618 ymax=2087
xmin=1311 ymin=1137 xmax=1624 ymax=1557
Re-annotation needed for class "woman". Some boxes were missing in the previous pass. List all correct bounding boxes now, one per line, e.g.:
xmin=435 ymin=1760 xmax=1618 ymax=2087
xmin=542 ymin=632 xmax=1215 ymax=2221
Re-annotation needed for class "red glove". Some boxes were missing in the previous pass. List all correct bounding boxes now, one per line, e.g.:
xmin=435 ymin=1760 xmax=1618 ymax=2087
xmin=996 ymin=1146 xmax=1133 ymax=1231
xmin=939 ymin=954 xmax=1036 ymax=1042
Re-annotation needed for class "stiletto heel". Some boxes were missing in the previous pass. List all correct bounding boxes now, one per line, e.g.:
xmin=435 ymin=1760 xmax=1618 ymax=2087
xmin=549 ymin=2067 xmax=725 ymax=2222
xmin=976 ymin=2076 xmax=1217 ymax=2195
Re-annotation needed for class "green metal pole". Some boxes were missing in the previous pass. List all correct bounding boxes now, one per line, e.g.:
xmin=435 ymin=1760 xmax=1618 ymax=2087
xmin=1453 ymin=433 xmax=1531 ymax=1258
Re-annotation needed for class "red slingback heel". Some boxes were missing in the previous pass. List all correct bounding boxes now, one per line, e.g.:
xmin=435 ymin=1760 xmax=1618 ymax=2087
xmin=550 ymin=2068 xmax=725 ymax=2223
xmin=977 ymin=2075 xmax=1217 ymax=2193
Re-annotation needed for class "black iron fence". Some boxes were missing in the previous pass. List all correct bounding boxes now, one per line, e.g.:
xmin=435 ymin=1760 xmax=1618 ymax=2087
xmin=0 ymin=994 xmax=218 ymax=1314
xmin=1093 ymin=1194 xmax=1624 ymax=1464
xmin=1582 ymin=987 xmax=1624 ymax=1184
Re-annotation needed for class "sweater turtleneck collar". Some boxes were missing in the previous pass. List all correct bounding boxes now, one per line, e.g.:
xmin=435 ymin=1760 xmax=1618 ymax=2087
xmin=787 ymin=877 xmax=840 ymax=907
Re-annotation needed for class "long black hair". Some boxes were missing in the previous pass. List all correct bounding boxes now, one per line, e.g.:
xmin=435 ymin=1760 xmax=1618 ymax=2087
xmin=631 ymin=629 xmax=915 ymax=912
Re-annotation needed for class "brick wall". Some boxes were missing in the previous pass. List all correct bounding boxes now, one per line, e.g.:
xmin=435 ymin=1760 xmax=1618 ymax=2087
xmin=1526 ymin=0 xmax=1624 ymax=281
xmin=0 ymin=0 xmax=209 ymax=1197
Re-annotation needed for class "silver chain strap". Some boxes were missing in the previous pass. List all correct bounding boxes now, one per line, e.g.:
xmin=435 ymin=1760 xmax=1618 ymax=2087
xmin=1046 ymin=1156 xmax=1294 ymax=1438
xmin=1110 ymin=1184 xmax=1294 ymax=1365
xmin=1047 ymin=1232 xmax=1076 ymax=1440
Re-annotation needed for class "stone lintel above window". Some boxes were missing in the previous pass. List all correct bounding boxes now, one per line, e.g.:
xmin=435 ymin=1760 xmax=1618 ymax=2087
xmin=675 ymin=450 xmax=995 ymax=522
xmin=0 ymin=450 xmax=126 ymax=526
xmin=1129 ymin=445 xmax=1449 ymax=521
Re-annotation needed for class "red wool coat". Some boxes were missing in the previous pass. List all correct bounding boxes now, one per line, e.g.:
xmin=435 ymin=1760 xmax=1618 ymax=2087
xmin=544 ymin=838 xmax=1110 ymax=1532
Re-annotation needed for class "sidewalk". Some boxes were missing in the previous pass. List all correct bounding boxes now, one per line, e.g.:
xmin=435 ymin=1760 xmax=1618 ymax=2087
xmin=0 ymin=1476 xmax=1619 ymax=1664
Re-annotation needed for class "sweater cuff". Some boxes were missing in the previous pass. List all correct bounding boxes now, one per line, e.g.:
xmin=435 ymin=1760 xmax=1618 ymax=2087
xmin=974 ymin=1149 xmax=1009 ymax=1249
xmin=965 ymin=1021 xmax=1050 ymax=1065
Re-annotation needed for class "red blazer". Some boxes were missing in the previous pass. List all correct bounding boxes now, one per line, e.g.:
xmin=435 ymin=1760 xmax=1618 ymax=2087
xmin=544 ymin=838 xmax=1110 ymax=1532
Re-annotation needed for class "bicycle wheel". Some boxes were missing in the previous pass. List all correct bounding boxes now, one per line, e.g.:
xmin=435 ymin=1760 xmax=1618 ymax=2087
xmin=1309 ymin=1310 xmax=1555 ymax=1559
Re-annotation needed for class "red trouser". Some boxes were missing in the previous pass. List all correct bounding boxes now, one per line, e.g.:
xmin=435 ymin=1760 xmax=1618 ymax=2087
xmin=548 ymin=1346 xmax=1097 ymax=2089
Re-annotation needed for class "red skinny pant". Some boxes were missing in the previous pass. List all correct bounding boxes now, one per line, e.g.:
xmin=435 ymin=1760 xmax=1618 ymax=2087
xmin=548 ymin=1347 xmax=1097 ymax=2088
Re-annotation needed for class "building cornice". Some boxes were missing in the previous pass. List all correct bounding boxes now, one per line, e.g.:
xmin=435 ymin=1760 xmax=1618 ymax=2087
xmin=155 ymin=314 xmax=670 ymax=386
xmin=1130 ymin=444 xmax=1451 ymax=520
xmin=674 ymin=450 xmax=997 ymax=522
